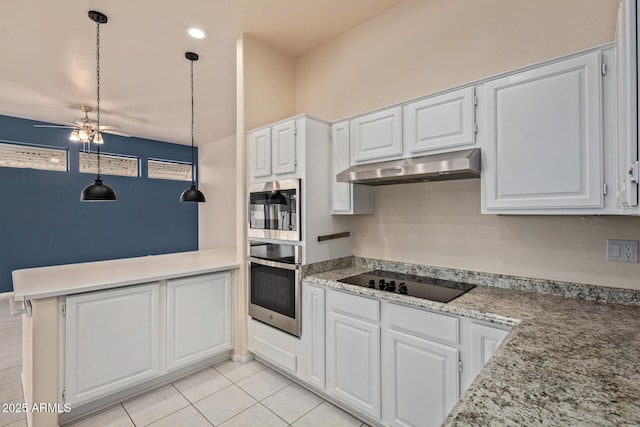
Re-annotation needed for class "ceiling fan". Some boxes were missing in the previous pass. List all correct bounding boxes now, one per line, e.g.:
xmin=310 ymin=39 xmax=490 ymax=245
xmin=33 ymin=105 xmax=130 ymax=143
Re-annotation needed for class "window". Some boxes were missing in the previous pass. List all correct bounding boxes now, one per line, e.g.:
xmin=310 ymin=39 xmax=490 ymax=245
xmin=148 ymin=159 xmax=192 ymax=181
xmin=79 ymin=152 xmax=139 ymax=177
xmin=0 ymin=141 xmax=68 ymax=172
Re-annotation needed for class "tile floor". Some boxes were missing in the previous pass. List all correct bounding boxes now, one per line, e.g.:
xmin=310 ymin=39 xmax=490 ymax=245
xmin=0 ymin=298 xmax=367 ymax=427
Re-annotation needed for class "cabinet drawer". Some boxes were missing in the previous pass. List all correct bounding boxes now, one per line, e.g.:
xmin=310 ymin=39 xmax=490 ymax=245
xmin=249 ymin=319 xmax=298 ymax=374
xmin=386 ymin=303 xmax=459 ymax=345
xmin=254 ymin=336 xmax=297 ymax=374
xmin=327 ymin=290 xmax=379 ymax=323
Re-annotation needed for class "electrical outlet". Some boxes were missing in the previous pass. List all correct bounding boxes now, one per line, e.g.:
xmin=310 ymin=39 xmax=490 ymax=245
xmin=607 ymin=239 xmax=638 ymax=263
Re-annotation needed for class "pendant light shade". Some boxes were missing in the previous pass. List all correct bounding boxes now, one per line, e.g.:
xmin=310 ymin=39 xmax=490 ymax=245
xmin=81 ymin=10 xmax=116 ymax=202
xmin=180 ymin=51 xmax=205 ymax=203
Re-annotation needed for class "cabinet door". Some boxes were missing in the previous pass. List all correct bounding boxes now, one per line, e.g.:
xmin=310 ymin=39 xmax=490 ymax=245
xmin=404 ymin=87 xmax=475 ymax=154
xmin=332 ymin=121 xmax=352 ymax=213
xmin=470 ymin=323 xmax=508 ymax=379
xmin=351 ymin=106 xmax=402 ymax=164
xmin=615 ymin=0 xmax=639 ymax=207
xmin=167 ymin=272 xmax=231 ymax=371
xmin=303 ymin=284 xmax=325 ymax=389
xmin=249 ymin=128 xmax=272 ymax=180
xmin=384 ymin=329 xmax=459 ymax=427
xmin=272 ymin=120 xmax=297 ymax=175
xmin=65 ymin=283 xmax=161 ymax=406
xmin=483 ymin=52 xmax=603 ymax=210
xmin=326 ymin=310 xmax=380 ymax=418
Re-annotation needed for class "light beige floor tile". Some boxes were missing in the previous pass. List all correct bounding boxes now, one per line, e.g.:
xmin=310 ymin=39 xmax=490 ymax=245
xmin=147 ymin=405 xmax=211 ymax=427
xmin=0 ymin=353 xmax=21 ymax=371
xmin=0 ymin=332 xmax=22 ymax=347
xmin=0 ymin=398 xmax=26 ymax=426
xmin=173 ymin=367 xmax=232 ymax=403
xmin=219 ymin=403 xmax=287 ymax=427
xmin=213 ymin=360 xmax=266 ymax=383
xmin=0 ymin=319 xmax=22 ymax=330
xmin=0 ymin=366 xmax=23 ymax=386
xmin=293 ymin=402 xmax=362 ymax=427
xmin=235 ymin=368 xmax=291 ymax=401
xmin=3 ymin=418 xmax=27 ymax=427
xmin=0 ymin=328 xmax=21 ymax=339
xmin=0 ymin=343 xmax=21 ymax=359
xmin=0 ymin=380 xmax=23 ymax=403
xmin=262 ymin=383 xmax=324 ymax=424
xmin=194 ymin=384 xmax=257 ymax=426
xmin=123 ymin=386 xmax=189 ymax=426
xmin=65 ymin=404 xmax=134 ymax=427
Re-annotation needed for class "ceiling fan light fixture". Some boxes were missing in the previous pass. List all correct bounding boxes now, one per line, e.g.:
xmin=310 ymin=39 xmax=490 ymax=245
xmin=93 ymin=131 xmax=104 ymax=144
xmin=78 ymin=128 xmax=90 ymax=141
xmin=69 ymin=129 xmax=80 ymax=142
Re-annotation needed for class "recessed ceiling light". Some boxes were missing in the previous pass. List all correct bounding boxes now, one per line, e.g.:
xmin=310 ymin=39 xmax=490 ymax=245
xmin=186 ymin=26 xmax=207 ymax=39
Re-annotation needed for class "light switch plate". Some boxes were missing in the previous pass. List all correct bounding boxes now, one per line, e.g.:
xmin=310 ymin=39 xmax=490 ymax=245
xmin=607 ymin=239 xmax=638 ymax=263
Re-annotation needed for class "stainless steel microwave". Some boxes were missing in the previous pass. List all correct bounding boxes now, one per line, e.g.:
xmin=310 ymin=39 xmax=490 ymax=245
xmin=248 ymin=179 xmax=300 ymax=241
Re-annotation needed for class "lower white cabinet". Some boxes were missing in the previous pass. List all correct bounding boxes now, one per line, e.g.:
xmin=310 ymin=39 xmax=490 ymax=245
xmin=63 ymin=272 xmax=233 ymax=408
xmin=326 ymin=291 xmax=381 ymax=419
xmin=469 ymin=322 xmax=509 ymax=379
xmin=64 ymin=283 xmax=161 ymax=406
xmin=303 ymin=283 xmax=326 ymax=388
xmin=167 ymin=273 xmax=231 ymax=371
xmin=383 ymin=329 xmax=459 ymax=427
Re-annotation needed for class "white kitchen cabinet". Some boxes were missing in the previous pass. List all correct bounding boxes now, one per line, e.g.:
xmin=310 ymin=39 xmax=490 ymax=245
xmin=384 ymin=329 xmax=459 ymax=427
xmin=302 ymin=283 xmax=325 ymax=389
xmin=469 ymin=323 xmax=509 ymax=379
xmin=64 ymin=283 xmax=161 ymax=406
xmin=404 ymin=86 xmax=476 ymax=155
xmin=331 ymin=121 xmax=374 ymax=214
xmin=326 ymin=290 xmax=381 ymax=419
xmin=351 ymin=106 xmax=403 ymax=164
xmin=615 ymin=0 xmax=639 ymax=208
xmin=166 ymin=272 xmax=231 ymax=371
xmin=272 ymin=120 xmax=297 ymax=175
xmin=482 ymin=51 xmax=604 ymax=212
xmin=248 ymin=317 xmax=300 ymax=375
xmin=249 ymin=127 xmax=272 ymax=180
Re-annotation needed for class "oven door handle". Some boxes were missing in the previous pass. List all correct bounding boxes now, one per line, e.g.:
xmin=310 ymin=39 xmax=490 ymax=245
xmin=249 ymin=257 xmax=300 ymax=271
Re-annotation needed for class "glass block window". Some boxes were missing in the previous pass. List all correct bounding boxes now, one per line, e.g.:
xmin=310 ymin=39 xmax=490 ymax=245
xmin=148 ymin=159 xmax=192 ymax=181
xmin=0 ymin=141 xmax=68 ymax=172
xmin=79 ymin=152 xmax=139 ymax=177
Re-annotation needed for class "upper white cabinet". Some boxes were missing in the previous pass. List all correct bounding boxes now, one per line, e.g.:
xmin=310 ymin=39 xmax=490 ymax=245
xmin=351 ymin=106 xmax=403 ymax=164
xmin=248 ymin=127 xmax=272 ymax=180
xmin=482 ymin=52 xmax=604 ymax=212
xmin=166 ymin=272 xmax=231 ymax=371
xmin=615 ymin=0 xmax=639 ymax=208
xmin=272 ymin=120 xmax=297 ymax=175
xmin=404 ymin=86 xmax=476 ymax=155
xmin=64 ymin=283 xmax=161 ymax=406
xmin=248 ymin=119 xmax=297 ymax=182
xmin=331 ymin=121 xmax=374 ymax=215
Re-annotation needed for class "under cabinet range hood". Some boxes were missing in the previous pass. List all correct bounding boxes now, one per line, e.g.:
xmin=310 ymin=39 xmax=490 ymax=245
xmin=336 ymin=148 xmax=481 ymax=186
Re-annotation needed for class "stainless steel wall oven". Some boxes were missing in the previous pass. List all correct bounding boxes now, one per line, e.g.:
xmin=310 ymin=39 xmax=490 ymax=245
xmin=248 ymin=179 xmax=300 ymax=241
xmin=248 ymin=241 xmax=301 ymax=337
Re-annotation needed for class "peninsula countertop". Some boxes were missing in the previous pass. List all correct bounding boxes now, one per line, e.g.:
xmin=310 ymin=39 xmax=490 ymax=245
xmin=12 ymin=248 xmax=239 ymax=301
xmin=303 ymin=264 xmax=640 ymax=426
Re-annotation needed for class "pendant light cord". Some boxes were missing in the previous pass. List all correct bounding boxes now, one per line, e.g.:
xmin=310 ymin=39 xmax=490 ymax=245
xmin=95 ymin=20 xmax=102 ymax=178
xmin=190 ymin=58 xmax=195 ymax=187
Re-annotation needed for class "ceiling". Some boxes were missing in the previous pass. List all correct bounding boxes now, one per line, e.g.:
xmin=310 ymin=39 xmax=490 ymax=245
xmin=0 ymin=0 xmax=404 ymax=146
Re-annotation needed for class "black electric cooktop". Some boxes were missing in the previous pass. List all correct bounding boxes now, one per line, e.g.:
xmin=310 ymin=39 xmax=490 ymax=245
xmin=338 ymin=270 xmax=476 ymax=303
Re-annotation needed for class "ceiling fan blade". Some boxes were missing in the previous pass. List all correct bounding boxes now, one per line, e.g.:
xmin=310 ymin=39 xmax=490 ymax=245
xmin=33 ymin=125 xmax=75 ymax=129
xmin=102 ymin=129 xmax=131 ymax=137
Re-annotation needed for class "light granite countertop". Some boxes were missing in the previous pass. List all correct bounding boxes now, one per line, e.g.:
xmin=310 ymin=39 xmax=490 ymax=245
xmin=303 ymin=258 xmax=640 ymax=426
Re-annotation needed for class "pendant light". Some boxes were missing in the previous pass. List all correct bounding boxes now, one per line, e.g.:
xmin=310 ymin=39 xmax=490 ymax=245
xmin=81 ymin=10 xmax=116 ymax=202
xmin=180 ymin=52 xmax=206 ymax=203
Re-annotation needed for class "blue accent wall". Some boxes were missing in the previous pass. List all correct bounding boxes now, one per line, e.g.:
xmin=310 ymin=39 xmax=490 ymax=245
xmin=0 ymin=115 xmax=199 ymax=293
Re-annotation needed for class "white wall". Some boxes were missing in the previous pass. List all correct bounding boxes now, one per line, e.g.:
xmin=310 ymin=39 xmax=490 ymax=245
xmin=294 ymin=0 xmax=640 ymax=289
xmin=198 ymin=133 xmax=237 ymax=250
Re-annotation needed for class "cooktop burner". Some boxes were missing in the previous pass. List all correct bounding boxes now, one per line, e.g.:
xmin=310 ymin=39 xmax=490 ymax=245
xmin=338 ymin=270 xmax=476 ymax=303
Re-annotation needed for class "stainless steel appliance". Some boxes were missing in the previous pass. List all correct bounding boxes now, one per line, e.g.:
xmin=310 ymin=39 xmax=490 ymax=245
xmin=338 ymin=270 xmax=476 ymax=303
xmin=248 ymin=241 xmax=302 ymax=337
xmin=248 ymin=179 xmax=300 ymax=241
